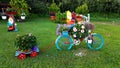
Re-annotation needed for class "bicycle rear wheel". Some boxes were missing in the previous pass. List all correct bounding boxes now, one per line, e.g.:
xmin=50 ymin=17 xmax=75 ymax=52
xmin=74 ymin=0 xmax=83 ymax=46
xmin=55 ymin=35 xmax=73 ymax=50
xmin=87 ymin=33 xmax=104 ymax=50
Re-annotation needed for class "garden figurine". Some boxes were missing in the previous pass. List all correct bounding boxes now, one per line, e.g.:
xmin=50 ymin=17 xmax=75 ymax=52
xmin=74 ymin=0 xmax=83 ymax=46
xmin=7 ymin=16 xmax=18 ymax=32
xmin=66 ymin=11 xmax=75 ymax=25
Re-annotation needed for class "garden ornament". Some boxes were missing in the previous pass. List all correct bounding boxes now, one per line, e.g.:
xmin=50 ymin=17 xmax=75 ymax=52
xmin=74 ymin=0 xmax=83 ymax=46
xmin=7 ymin=16 xmax=18 ymax=32
xmin=66 ymin=11 xmax=72 ymax=24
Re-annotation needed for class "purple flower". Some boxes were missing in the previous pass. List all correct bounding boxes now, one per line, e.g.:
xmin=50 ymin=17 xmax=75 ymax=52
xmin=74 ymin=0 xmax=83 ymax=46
xmin=56 ymin=24 xmax=62 ymax=35
xmin=84 ymin=23 xmax=94 ymax=30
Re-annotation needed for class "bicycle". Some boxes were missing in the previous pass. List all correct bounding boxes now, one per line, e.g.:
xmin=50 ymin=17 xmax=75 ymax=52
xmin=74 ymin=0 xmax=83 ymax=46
xmin=55 ymin=14 xmax=104 ymax=50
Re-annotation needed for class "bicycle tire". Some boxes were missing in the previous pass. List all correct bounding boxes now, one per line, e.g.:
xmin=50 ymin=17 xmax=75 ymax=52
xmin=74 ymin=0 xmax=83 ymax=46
xmin=87 ymin=33 xmax=104 ymax=50
xmin=55 ymin=35 xmax=73 ymax=50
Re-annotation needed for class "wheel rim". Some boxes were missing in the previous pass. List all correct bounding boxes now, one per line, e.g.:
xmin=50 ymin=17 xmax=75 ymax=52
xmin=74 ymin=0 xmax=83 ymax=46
xmin=87 ymin=34 xmax=104 ymax=50
xmin=56 ymin=36 xmax=73 ymax=50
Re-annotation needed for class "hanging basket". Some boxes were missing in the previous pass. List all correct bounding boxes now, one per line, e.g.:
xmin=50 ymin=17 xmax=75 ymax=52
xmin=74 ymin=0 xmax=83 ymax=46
xmin=21 ymin=15 xmax=26 ymax=20
xmin=1 ymin=15 xmax=7 ymax=20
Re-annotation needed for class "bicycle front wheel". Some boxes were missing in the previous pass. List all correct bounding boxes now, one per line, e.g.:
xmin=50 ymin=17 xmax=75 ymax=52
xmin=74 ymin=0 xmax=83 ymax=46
xmin=55 ymin=35 xmax=73 ymax=50
xmin=87 ymin=33 xmax=104 ymax=50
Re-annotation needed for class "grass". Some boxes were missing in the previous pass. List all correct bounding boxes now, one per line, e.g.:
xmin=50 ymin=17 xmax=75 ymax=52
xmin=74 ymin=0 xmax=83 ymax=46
xmin=90 ymin=13 xmax=120 ymax=24
xmin=0 ymin=15 xmax=120 ymax=68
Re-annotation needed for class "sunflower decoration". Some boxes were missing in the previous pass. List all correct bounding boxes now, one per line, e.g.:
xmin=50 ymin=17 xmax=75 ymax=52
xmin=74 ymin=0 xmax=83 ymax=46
xmin=69 ymin=24 xmax=88 ymax=40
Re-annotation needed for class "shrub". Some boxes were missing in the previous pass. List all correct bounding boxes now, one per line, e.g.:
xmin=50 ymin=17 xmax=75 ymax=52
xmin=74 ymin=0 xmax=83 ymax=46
xmin=75 ymin=3 xmax=89 ymax=14
xmin=55 ymin=12 xmax=66 ymax=24
xmin=27 ymin=1 xmax=49 ymax=16
xmin=49 ymin=2 xmax=60 ymax=14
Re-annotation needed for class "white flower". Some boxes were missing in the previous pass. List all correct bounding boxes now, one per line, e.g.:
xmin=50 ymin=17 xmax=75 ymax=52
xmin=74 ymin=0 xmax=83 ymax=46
xmin=75 ymin=52 xmax=86 ymax=57
xmin=81 ymin=29 xmax=85 ymax=33
xmin=81 ymin=25 xmax=85 ymax=29
xmin=73 ymin=27 xmax=77 ymax=32
xmin=73 ymin=34 xmax=76 ymax=38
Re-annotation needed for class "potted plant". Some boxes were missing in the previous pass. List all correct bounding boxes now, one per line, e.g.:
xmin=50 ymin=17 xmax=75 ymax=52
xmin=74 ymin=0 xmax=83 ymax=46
xmin=49 ymin=0 xmax=60 ymax=20
xmin=75 ymin=15 xmax=83 ymax=23
xmin=1 ymin=8 xmax=7 ymax=20
xmin=15 ymin=33 xmax=39 ymax=60
xmin=20 ymin=13 xmax=26 ymax=20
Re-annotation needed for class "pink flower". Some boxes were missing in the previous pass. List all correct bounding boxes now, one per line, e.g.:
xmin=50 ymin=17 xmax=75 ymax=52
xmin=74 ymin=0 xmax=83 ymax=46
xmin=81 ymin=30 xmax=85 ymax=33
xmin=73 ymin=27 xmax=77 ymax=32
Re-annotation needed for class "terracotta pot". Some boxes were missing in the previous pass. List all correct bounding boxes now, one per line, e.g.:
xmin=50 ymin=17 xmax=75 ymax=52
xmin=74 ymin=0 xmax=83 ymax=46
xmin=50 ymin=16 xmax=56 ymax=20
xmin=76 ymin=16 xmax=82 ymax=22
xmin=76 ymin=18 xmax=82 ymax=22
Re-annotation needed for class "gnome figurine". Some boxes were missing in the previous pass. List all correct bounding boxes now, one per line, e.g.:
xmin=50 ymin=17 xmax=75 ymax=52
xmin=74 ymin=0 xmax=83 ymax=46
xmin=7 ymin=16 xmax=18 ymax=32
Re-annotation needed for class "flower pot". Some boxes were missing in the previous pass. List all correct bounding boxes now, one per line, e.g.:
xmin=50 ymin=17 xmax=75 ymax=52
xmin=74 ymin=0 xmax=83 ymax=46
xmin=21 ymin=16 xmax=26 ymax=20
xmin=1 ymin=15 xmax=7 ymax=20
xmin=50 ymin=16 xmax=56 ymax=20
xmin=76 ymin=16 xmax=82 ymax=22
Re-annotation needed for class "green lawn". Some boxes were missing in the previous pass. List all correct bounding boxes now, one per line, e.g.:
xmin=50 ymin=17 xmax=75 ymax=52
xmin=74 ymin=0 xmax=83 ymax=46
xmin=0 ymin=16 xmax=120 ymax=68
